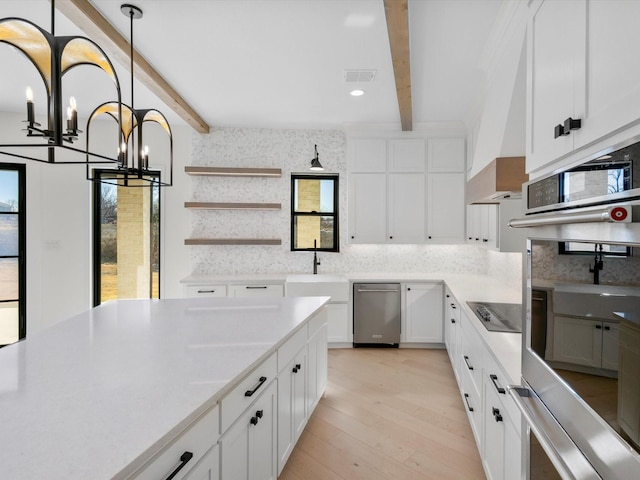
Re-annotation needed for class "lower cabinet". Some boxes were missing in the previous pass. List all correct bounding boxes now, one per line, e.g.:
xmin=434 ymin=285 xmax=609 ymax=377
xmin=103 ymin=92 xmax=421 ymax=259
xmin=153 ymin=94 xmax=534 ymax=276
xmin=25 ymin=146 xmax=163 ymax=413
xmin=228 ymin=284 xmax=284 ymax=297
xmin=326 ymin=302 xmax=350 ymax=344
xmin=220 ymin=380 xmax=278 ymax=480
xmin=183 ymin=445 xmax=220 ymax=480
xmin=404 ymin=283 xmax=444 ymax=343
xmin=447 ymin=303 xmax=522 ymax=480
xmin=552 ymin=316 xmax=619 ymax=370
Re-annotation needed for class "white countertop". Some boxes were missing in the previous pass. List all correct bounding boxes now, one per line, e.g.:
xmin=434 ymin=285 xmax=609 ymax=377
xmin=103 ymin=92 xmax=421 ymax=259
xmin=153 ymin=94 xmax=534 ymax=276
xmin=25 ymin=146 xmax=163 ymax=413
xmin=0 ymin=296 xmax=329 ymax=480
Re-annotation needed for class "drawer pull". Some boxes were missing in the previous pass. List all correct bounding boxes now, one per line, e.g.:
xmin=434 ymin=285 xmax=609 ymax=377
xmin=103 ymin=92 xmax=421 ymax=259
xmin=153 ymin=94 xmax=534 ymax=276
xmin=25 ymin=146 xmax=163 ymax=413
xmin=463 ymin=355 xmax=474 ymax=371
xmin=464 ymin=393 xmax=474 ymax=412
xmin=492 ymin=407 xmax=503 ymax=422
xmin=246 ymin=285 xmax=268 ymax=289
xmin=197 ymin=289 xmax=216 ymax=294
xmin=293 ymin=363 xmax=302 ymax=373
xmin=165 ymin=451 xmax=193 ymax=480
xmin=490 ymin=374 xmax=506 ymax=394
xmin=244 ymin=376 xmax=267 ymax=397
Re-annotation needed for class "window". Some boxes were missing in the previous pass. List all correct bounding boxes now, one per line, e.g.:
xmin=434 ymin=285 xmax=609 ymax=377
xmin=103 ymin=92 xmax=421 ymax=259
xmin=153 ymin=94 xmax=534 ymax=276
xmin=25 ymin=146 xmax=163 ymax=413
xmin=559 ymin=241 xmax=630 ymax=257
xmin=0 ymin=164 xmax=25 ymax=347
xmin=92 ymin=171 xmax=161 ymax=306
xmin=291 ymin=174 xmax=339 ymax=252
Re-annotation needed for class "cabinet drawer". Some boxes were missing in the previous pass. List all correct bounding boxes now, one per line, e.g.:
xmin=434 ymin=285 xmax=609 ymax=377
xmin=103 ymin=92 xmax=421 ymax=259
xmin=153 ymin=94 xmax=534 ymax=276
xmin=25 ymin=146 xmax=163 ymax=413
xmin=220 ymin=352 xmax=277 ymax=433
xmin=460 ymin=315 xmax=484 ymax=398
xmin=483 ymin=350 xmax=521 ymax=436
xmin=460 ymin=366 xmax=482 ymax=447
xmin=228 ymin=284 xmax=284 ymax=297
xmin=131 ymin=405 xmax=219 ymax=480
xmin=184 ymin=285 xmax=227 ymax=298
xmin=278 ymin=326 xmax=308 ymax=372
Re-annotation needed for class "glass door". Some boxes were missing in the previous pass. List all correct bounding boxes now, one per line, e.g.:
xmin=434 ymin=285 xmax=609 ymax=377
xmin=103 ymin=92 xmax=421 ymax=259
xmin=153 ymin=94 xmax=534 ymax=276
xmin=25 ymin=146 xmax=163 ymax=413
xmin=0 ymin=164 xmax=26 ymax=347
xmin=92 ymin=171 xmax=160 ymax=306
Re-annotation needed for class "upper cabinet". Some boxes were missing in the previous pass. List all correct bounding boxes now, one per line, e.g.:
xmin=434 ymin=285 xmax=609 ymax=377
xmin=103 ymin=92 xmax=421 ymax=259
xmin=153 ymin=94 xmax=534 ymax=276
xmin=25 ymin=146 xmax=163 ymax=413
xmin=527 ymin=0 xmax=640 ymax=175
xmin=348 ymin=136 xmax=465 ymax=245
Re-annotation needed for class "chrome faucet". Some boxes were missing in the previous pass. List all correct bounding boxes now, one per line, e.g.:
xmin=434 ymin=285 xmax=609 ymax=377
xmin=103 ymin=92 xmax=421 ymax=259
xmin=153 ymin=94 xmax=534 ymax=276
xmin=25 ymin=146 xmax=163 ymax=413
xmin=589 ymin=243 xmax=604 ymax=284
xmin=313 ymin=239 xmax=321 ymax=275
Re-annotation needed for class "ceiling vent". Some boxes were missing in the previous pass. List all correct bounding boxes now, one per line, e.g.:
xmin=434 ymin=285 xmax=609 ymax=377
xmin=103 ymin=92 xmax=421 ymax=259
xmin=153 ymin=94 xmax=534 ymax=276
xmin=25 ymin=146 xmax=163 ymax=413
xmin=344 ymin=69 xmax=377 ymax=82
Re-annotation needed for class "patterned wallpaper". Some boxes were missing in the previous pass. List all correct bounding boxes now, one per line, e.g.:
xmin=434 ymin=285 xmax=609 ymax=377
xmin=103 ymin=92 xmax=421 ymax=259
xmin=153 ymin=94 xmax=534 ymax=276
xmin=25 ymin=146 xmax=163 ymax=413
xmin=188 ymin=126 xmax=522 ymax=284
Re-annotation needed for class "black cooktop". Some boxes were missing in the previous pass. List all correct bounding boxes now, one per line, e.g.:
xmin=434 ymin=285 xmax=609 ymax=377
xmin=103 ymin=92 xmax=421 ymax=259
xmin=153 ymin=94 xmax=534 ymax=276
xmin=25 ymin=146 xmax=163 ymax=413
xmin=466 ymin=301 xmax=522 ymax=333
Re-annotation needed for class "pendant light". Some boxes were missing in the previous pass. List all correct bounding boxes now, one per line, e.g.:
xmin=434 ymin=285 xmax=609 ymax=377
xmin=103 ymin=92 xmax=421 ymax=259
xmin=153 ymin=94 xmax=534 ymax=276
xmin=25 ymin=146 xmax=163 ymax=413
xmin=309 ymin=144 xmax=324 ymax=171
xmin=0 ymin=0 xmax=123 ymax=165
xmin=85 ymin=3 xmax=173 ymax=187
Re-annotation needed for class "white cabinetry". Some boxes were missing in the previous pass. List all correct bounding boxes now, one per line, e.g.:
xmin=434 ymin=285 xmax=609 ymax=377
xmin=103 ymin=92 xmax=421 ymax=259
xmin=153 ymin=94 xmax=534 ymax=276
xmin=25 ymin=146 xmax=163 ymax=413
xmin=184 ymin=285 xmax=227 ymax=298
xmin=183 ymin=445 xmax=219 ymax=480
xmin=427 ymin=173 xmax=465 ymax=243
xmin=132 ymin=405 xmax=220 ymax=480
xmin=220 ymin=380 xmax=277 ymax=480
xmin=404 ymin=283 xmax=443 ymax=343
xmin=349 ymin=173 xmax=387 ymax=243
xmin=527 ymin=0 xmax=640 ymax=175
xmin=348 ymin=136 xmax=465 ymax=244
xmin=618 ymin=319 xmax=640 ymax=448
xmin=228 ymin=284 xmax=284 ymax=297
xmin=444 ymin=288 xmax=462 ymax=377
xmin=467 ymin=200 xmax=524 ymax=252
xmin=277 ymin=330 xmax=308 ymax=474
xmin=552 ymin=316 xmax=619 ymax=370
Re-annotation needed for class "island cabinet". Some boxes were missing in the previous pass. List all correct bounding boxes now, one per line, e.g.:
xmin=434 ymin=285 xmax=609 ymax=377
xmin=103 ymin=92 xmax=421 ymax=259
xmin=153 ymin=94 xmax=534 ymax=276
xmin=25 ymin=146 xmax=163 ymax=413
xmin=551 ymin=316 xmax=619 ymax=371
xmin=404 ymin=283 xmax=443 ymax=344
xmin=527 ymin=0 xmax=640 ymax=175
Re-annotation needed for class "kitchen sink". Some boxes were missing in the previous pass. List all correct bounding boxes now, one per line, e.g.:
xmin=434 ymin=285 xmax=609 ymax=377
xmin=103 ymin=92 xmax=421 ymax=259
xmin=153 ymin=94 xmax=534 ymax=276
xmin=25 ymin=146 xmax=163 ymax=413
xmin=285 ymin=274 xmax=349 ymax=302
xmin=553 ymin=283 xmax=640 ymax=320
xmin=467 ymin=301 xmax=522 ymax=333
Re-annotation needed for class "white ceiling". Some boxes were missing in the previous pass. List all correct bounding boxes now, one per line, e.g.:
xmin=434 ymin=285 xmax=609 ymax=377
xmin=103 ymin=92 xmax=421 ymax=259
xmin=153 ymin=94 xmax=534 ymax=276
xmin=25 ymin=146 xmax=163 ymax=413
xmin=0 ymin=0 xmax=505 ymax=131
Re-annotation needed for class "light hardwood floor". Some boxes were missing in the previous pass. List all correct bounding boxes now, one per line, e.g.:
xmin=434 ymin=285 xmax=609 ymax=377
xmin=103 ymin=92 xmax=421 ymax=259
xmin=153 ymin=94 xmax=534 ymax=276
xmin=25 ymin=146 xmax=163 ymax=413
xmin=279 ymin=348 xmax=486 ymax=480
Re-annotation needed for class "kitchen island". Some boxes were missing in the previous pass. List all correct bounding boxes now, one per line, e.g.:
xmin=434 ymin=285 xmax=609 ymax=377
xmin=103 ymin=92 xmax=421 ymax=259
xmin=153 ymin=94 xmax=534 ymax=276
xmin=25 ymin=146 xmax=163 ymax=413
xmin=0 ymin=296 xmax=329 ymax=479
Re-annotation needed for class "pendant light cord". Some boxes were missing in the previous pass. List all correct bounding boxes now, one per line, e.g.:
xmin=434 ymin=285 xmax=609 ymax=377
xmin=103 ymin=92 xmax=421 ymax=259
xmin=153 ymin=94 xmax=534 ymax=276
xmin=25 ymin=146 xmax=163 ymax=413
xmin=128 ymin=6 xmax=135 ymax=168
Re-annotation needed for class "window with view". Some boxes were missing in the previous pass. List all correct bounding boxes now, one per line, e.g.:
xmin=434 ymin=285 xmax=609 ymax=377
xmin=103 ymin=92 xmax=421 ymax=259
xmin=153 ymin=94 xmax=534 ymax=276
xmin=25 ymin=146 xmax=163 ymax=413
xmin=291 ymin=174 xmax=339 ymax=252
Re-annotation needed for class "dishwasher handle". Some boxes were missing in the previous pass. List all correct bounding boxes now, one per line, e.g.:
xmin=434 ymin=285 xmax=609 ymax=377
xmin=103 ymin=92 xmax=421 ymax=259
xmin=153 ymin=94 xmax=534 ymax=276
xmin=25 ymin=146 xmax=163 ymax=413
xmin=356 ymin=288 xmax=400 ymax=293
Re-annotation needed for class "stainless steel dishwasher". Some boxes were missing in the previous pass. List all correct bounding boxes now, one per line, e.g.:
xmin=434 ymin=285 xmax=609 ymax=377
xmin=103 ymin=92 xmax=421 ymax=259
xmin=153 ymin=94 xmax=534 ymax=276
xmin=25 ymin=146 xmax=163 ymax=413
xmin=353 ymin=283 xmax=401 ymax=347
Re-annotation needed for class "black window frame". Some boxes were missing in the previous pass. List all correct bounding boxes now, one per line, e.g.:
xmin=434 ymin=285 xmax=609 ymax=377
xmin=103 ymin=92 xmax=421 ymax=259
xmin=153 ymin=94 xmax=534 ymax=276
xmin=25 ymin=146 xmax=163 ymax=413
xmin=0 ymin=163 xmax=26 ymax=346
xmin=290 ymin=174 xmax=339 ymax=252
xmin=91 ymin=170 xmax=162 ymax=307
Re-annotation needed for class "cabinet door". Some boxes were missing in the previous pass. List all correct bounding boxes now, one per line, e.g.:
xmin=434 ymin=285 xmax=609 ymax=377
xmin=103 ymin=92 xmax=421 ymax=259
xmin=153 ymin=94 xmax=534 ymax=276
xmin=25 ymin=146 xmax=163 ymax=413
xmin=576 ymin=1 xmax=640 ymax=148
xmin=277 ymin=350 xmax=307 ymax=475
xmin=427 ymin=138 xmax=465 ymax=173
xmin=184 ymin=445 xmax=219 ymax=480
xmin=601 ymin=322 xmax=619 ymax=371
xmin=221 ymin=380 xmax=277 ymax=480
xmin=326 ymin=303 xmax=349 ymax=343
xmin=388 ymin=139 xmax=425 ymax=172
xmin=405 ymin=283 xmax=444 ymax=343
xmin=552 ymin=316 xmax=602 ymax=368
xmin=349 ymin=173 xmax=387 ymax=243
xmin=307 ymin=324 xmax=327 ymax=414
xmin=388 ymin=173 xmax=425 ymax=243
xmin=527 ymin=0 xmax=586 ymax=173
xmin=349 ymin=138 xmax=387 ymax=172
xmin=427 ymin=173 xmax=465 ymax=243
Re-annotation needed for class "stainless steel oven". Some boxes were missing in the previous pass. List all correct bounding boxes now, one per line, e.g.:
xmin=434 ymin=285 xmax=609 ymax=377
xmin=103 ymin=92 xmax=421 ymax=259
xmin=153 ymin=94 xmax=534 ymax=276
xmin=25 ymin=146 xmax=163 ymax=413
xmin=508 ymin=142 xmax=640 ymax=479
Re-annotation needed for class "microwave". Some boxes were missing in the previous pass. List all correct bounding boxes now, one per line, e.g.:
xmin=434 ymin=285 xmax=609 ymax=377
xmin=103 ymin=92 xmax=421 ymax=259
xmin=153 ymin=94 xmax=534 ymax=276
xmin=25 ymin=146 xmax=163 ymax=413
xmin=524 ymin=140 xmax=640 ymax=214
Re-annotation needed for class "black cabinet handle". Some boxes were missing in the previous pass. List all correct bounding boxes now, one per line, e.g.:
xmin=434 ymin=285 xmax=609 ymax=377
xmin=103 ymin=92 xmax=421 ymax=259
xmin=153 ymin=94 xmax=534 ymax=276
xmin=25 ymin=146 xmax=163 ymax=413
xmin=256 ymin=409 xmax=264 ymax=419
xmin=490 ymin=374 xmax=506 ymax=394
xmin=463 ymin=355 xmax=474 ymax=371
xmin=446 ymin=294 xmax=450 ymax=298
xmin=165 ymin=451 xmax=194 ymax=480
xmin=492 ymin=407 xmax=503 ymax=422
xmin=407 ymin=287 xmax=411 ymax=291
xmin=464 ymin=393 xmax=474 ymax=412
xmin=482 ymin=238 xmax=488 ymax=243
xmin=604 ymin=325 xmax=611 ymax=331
xmin=450 ymin=318 xmax=456 ymax=324
xmin=244 ymin=376 xmax=267 ymax=397
xmin=428 ymin=236 xmax=432 ymax=239
xmin=451 ymin=304 xmax=456 ymax=309
xmin=292 ymin=363 xmax=301 ymax=373
xmin=595 ymin=324 xmax=602 ymax=330
xmin=292 ymin=366 xmax=298 ymax=373
xmin=554 ymin=124 xmax=566 ymax=138
xmin=564 ymin=117 xmax=581 ymax=132
xmin=389 ymin=236 xmax=393 ymax=239
xmin=197 ymin=289 xmax=216 ymax=294
xmin=246 ymin=286 xmax=268 ymax=289
xmin=250 ymin=415 xmax=259 ymax=426
xmin=295 ymin=363 xmax=301 ymax=371
xmin=351 ymin=235 xmax=354 ymax=239
xmin=475 ymin=237 xmax=479 ymax=241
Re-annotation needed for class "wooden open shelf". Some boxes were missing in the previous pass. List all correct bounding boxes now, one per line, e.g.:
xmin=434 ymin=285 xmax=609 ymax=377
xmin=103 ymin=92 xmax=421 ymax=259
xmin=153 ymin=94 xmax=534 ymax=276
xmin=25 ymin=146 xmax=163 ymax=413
xmin=185 ymin=166 xmax=282 ymax=177
xmin=184 ymin=202 xmax=281 ymax=210
xmin=184 ymin=238 xmax=282 ymax=246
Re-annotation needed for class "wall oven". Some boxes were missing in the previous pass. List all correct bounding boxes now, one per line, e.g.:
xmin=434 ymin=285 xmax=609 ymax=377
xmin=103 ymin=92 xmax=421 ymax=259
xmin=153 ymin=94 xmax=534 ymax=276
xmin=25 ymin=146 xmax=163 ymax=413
xmin=509 ymin=140 xmax=640 ymax=479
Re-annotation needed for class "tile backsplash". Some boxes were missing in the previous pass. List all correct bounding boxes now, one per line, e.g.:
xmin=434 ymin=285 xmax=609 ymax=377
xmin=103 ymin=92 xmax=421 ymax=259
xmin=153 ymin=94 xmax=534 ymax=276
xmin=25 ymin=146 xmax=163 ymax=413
xmin=188 ymin=126 xmax=521 ymax=283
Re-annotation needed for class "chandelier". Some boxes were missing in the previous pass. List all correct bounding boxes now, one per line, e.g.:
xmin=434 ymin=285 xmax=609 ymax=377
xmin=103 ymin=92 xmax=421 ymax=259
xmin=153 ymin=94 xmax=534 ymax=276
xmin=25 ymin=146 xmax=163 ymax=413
xmin=86 ymin=3 xmax=173 ymax=187
xmin=0 ymin=0 xmax=123 ymax=165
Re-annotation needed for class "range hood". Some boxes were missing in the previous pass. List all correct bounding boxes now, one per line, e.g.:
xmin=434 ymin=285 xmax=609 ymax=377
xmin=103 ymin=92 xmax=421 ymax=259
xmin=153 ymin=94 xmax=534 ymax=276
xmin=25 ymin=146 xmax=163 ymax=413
xmin=466 ymin=156 xmax=528 ymax=204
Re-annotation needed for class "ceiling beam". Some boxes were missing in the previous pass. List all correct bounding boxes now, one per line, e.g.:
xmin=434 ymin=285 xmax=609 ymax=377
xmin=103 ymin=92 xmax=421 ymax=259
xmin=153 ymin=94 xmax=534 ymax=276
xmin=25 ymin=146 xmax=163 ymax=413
xmin=55 ymin=0 xmax=210 ymax=134
xmin=383 ymin=0 xmax=412 ymax=131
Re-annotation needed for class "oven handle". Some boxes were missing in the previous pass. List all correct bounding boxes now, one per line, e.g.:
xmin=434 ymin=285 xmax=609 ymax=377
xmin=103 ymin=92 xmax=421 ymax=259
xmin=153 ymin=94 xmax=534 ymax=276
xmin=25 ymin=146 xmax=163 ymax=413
xmin=508 ymin=385 xmax=602 ymax=480
xmin=508 ymin=205 xmax=630 ymax=228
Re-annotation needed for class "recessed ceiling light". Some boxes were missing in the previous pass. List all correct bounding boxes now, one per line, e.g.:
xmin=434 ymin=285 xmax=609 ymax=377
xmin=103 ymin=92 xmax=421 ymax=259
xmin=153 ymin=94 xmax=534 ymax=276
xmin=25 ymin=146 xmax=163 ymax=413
xmin=350 ymin=89 xmax=365 ymax=97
